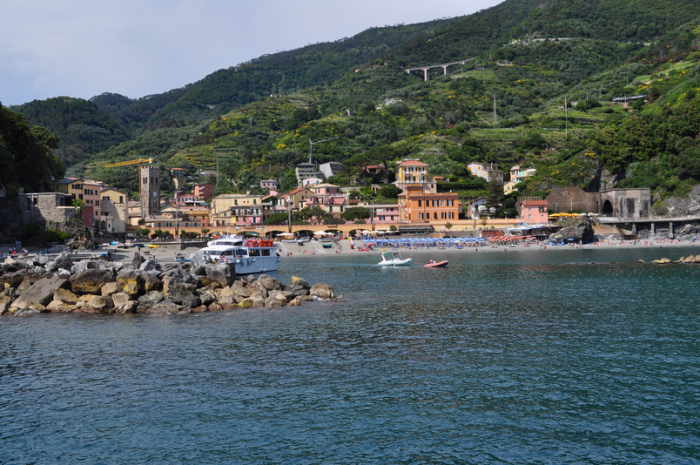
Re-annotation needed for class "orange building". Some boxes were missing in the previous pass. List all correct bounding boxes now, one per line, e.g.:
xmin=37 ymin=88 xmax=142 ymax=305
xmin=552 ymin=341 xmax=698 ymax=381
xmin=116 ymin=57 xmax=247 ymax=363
xmin=398 ymin=184 xmax=460 ymax=223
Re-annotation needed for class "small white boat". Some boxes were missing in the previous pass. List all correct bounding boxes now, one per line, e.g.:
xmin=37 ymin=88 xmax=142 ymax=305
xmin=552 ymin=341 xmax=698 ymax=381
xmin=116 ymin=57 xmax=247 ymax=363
xmin=377 ymin=250 xmax=413 ymax=267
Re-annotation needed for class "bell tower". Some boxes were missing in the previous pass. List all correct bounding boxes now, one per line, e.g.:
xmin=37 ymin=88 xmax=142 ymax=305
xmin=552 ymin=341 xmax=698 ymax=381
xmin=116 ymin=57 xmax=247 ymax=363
xmin=140 ymin=165 xmax=160 ymax=218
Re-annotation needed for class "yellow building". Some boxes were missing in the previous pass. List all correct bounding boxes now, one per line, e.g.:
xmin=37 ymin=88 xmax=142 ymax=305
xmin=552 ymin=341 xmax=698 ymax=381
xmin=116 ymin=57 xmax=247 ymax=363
xmin=210 ymin=194 xmax=264 ymax=228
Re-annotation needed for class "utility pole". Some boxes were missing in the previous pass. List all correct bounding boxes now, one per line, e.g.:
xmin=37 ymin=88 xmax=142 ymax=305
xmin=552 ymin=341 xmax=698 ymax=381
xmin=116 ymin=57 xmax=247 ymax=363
xmin=565 ymin=97 xmax=568 ymax=138
xmin=493 ymin=94 xmax=497 ymax=127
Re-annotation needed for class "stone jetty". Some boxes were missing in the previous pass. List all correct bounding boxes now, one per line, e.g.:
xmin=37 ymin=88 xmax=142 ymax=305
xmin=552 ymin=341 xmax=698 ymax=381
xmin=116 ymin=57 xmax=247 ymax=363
xmin=0 ymin=251 xmax=336 ymax=317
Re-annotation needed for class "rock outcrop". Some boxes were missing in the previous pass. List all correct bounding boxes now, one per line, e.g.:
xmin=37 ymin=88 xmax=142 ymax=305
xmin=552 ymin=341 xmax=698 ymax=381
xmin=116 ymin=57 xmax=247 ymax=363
xmin=548 ymin=216 xmax=596 ymax=244
xmin=1 ymin=254 xmax=337 ymax=316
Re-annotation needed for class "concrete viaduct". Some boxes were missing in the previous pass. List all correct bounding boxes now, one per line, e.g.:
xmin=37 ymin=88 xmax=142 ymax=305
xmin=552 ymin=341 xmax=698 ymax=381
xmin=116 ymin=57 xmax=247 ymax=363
xmin=406 ymin=58 xmax=475 ymax=81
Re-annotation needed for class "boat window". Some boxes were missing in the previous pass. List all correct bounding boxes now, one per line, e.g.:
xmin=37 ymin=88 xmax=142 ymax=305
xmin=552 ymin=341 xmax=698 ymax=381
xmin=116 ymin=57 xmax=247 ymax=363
xmin=249 ymin=249 xmax=261 ymax=257
xmin=262 ymin=249 xmax=271 ymax=256
xmin=235 ymin=249 xmax=246 ymax=257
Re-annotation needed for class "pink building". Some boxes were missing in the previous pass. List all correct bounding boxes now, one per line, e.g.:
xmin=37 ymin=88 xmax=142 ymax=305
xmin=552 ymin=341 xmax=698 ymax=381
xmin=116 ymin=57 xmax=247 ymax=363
xmin=82 ymin=180 xmax=103 ymax=226
xmin=370 ymin=204 xmax=400 ymax=224
xmin=260 ymin=179 xmax=278 ymax=190
xmin=520 ymin=200 xmax=549 ymax=223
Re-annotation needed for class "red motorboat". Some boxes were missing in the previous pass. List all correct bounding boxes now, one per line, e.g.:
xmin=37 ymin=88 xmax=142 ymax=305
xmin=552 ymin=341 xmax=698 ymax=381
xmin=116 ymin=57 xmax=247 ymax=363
xmin=424 ymin=260 xmax=448 ymax=268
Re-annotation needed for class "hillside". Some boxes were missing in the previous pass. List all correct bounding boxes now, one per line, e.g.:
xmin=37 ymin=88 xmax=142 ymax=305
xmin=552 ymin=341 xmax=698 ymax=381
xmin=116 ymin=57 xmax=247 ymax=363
xmin=7 ymin=0 xmax=700 ymax=212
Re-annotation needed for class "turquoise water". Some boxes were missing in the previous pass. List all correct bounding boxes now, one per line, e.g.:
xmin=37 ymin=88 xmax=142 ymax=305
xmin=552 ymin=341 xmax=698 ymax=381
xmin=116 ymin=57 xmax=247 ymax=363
xmin=1 ymin=247 xmax=699 ymax=464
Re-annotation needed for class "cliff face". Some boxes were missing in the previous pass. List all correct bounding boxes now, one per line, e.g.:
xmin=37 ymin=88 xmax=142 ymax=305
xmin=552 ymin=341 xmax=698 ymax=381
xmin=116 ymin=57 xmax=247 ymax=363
xmin=661 ymin=186 xmax=700 ymax=217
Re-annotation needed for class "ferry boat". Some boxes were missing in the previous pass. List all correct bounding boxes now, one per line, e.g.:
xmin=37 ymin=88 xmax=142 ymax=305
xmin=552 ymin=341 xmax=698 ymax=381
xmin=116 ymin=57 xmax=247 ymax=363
xmin=200 ymin=235 xmax=280 ymax=274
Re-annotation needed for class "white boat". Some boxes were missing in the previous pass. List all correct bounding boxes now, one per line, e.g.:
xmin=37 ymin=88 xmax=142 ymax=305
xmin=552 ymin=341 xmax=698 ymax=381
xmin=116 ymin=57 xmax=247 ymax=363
xmin=200 ymin=235 xmax=280 ymax=274
xmin=377 ymin=250 xmax=413 ymax=267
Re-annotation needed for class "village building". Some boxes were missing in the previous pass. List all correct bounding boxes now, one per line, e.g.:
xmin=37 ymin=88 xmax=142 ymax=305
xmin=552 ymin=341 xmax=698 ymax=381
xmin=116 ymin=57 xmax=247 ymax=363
xmin=209 ymin=193 xmax=265 ymax=229
xmin=99 ymin=188 xmax=129 ymax=234
xmin=398 ymin=184 xmax=460 ymax=223
xmin=194 ymin=182 xmax=214 ymax=200
xmin=519 ymin=199 xmax=549 ymax=223
xmin=319 ymin=161 xmax=343 ymax=179
xmin=304 ymin=183 xmax=348 ymax=219
xmin=468 ymin=162 xmax=504 ymax=183
xmin=295 ymin=162 xmax=321 ymax=186
xmin=260 ymin=179 xmax=278 ymax=191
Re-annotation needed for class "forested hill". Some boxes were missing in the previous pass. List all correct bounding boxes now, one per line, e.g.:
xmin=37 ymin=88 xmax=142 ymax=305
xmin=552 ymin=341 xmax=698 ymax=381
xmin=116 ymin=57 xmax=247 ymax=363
xmin=86 ymin=19 xmax=453 ymax=132
xmin=6 ymin=0 xmax=700 ymax=206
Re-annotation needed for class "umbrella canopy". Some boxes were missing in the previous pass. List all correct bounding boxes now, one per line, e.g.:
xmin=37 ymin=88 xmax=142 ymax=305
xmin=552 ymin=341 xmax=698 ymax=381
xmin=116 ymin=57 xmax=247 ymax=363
xmin=314 ymin=231 xmax=329 ymax=236
xmin=276 ymin=232 xmax=295 ymax=237
xmin=361 ymin=230 xmax=374 ymax=234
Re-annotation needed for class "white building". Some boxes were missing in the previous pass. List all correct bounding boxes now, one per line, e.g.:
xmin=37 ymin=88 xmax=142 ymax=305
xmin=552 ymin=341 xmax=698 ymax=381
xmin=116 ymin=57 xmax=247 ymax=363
xmin=319 ymin=161 xmax=343 ymax=179
xmin=468 ymin=162 xmax=504 ymax=183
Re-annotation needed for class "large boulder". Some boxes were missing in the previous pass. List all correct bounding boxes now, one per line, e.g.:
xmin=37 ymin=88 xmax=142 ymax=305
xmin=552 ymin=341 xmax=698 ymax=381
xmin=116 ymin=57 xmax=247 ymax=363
xmin=0 ymin=271 xmax=27 ymax=288
xmin=11 ymin=276 xmax=70 ymax=309
xmin=54 ymin=288 xmax=79 ymax=305
xmin=191 ymin=250 xmax=213 ymax=269
xmin=166 ymin=283 xmax=197 ymax=305
xmin=310 ymin=283 xmax=335 ymax=299
xmin=70 ymin=268 xmax=116 ymax=295
xmin=116 ymin=270 xmax=145 ymax=297
xmin=548 ymin=216 xmax=596 ymax=244
xmin=205 ymin=263 xmax=235 ymax=288
xmin=258 ymin=274 xmax=283 ymax=291
xmin=137 ymin=291 xmax=165 ymax=312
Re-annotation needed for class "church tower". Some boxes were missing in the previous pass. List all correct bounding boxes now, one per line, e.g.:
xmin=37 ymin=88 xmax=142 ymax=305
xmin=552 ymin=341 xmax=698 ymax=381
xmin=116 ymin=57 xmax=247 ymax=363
xmin=140 ymin=165 xmax=160 ymax=218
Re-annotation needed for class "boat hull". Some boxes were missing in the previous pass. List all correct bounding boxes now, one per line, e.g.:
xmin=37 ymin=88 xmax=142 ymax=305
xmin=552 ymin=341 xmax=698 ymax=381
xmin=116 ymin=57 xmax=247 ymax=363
xmin=424 ymin=260 xmax=448 ymax=268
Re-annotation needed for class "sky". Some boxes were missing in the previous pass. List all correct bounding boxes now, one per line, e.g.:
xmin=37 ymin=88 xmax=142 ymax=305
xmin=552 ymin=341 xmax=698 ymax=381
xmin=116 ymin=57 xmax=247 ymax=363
xmin=1 ymin=0 xmax=503 ymax=107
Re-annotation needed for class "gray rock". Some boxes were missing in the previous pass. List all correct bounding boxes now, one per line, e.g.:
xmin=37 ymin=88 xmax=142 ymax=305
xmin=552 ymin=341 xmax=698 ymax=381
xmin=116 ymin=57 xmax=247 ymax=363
xmin=137 ymin=291 xmax=165 ymax=312
xmin=166 ymin=282 xmax=197 ymax=304
xmin=12 ymin=276 xmax=70 ymax=309
xmin=196 ymin=289 xmax=217 ymax=307
xmin=116 ymin=270 xmax=145 ymax=297
xmin=310 ymin=283 xmax=335 ymax=299
xmin=131 ymin=252 xmax=143 ymax=269
xmin=54 ymin=288 xmax=79 ymax=304
xmin=58 ymin=268 xmax=71 ymax=277
xmin=146 ymin=299 xmax=181 ymax=315
xmin=86 ymin=295 xmax=114 ymax=313
xmin=143 ymin=271 xmax=162 ymax=292
xmin=70 ymin=268 xmax=116 ymax=295
xmin=139 ymin=259 xmax=160 ymax=272
xmin=205 ymin=263 xmax=235 ymax=287
xmin=548 ymin=216 xmax=595 ymax=244
xmin=170 ymin=266 xmax=196 ymax=285
xmin=258 ymin=274 xmax=283 ymax=291
xmin=190 ymin=250 xmax=213 ymax=269
xmin=14 ymin=308 xmax=42 ymax=317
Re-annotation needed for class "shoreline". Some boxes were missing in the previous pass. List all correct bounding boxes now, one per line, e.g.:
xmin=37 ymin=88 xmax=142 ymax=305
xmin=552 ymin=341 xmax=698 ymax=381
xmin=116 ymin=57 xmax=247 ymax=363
xmin=276 ymin=238 xmax=699 ymax=259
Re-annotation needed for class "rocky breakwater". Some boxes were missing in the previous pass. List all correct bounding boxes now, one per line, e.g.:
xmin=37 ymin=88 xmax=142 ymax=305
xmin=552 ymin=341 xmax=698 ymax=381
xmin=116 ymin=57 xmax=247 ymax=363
xmin=0 ymin=252 xmax=337 ymax=317
xmin=638 ymin=254 xmax=700 ymax=265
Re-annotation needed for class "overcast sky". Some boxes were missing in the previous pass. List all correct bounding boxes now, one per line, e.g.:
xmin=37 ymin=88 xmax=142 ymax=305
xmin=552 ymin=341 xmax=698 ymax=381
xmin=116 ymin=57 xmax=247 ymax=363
xmin=1 ymin=0 xmax=503 ymax=106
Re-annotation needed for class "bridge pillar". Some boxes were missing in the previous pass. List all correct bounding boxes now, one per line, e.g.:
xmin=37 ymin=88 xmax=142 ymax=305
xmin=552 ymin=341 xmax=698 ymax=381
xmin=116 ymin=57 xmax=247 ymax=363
xmin=651 ymin=222 xmax=655 ymax=237
xmin=442 ymin=66 xmax=449 ymax=76
xmin=423 ymin=69 xmax=430 ymax=81
xmin=669 ymin=222 xmax=674 ymax=239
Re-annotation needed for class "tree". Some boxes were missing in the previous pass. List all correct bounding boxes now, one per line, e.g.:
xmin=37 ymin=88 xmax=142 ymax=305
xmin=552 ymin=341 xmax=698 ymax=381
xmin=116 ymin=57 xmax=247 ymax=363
xmin=378 ymin=184 xmax=401 ymax=199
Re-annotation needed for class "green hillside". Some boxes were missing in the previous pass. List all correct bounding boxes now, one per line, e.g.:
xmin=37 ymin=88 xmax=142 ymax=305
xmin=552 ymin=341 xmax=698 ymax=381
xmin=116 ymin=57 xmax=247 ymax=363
xmin=6 ymin=0 xmax=700 ymax=210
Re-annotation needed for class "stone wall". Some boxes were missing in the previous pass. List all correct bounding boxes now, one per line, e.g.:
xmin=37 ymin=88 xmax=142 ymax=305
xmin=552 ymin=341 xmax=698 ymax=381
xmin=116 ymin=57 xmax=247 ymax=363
xmin=18 ymin=193 xmax=76 ymax=226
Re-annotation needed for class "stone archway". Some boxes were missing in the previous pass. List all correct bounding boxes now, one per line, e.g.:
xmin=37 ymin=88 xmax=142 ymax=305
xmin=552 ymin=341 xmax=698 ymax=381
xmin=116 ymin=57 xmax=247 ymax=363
xmin=602 ymin=200 xmax=614 ymax=217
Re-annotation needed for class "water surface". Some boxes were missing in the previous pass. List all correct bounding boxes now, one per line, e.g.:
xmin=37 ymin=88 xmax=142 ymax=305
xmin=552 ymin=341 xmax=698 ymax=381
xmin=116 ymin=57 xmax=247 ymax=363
xmin=1 ymin=247 xmax=699 ymax=464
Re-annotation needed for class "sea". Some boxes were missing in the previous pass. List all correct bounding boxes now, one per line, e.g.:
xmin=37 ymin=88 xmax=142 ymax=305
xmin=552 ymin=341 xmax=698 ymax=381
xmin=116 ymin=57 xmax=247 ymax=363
xmin=1 ymin=246 xmax=699 ymax=464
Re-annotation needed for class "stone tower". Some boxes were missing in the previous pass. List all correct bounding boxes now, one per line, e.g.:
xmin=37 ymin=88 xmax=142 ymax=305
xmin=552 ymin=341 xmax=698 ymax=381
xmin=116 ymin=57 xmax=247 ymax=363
xmin=141 ymin=165 xmax=160 ymax=218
